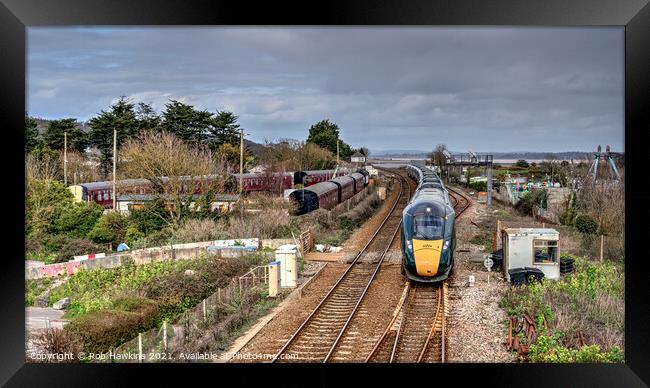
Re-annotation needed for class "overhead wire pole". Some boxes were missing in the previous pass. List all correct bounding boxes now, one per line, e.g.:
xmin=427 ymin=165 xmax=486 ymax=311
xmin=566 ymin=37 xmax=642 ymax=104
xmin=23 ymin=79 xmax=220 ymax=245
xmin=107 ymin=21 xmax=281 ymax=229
xmin=239 ymin=128 xmax=244 ymax=218
xmin=113 ymin=128 xmax=117 ymax=211
xmin=63 ymin=131 xmax=67 ymax=186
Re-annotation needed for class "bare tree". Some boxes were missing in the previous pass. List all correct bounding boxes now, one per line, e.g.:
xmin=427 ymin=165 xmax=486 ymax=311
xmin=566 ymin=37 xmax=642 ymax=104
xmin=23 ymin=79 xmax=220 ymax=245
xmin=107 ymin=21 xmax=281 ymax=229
xmin=26 ymin=151 xmax=62 ymax=192
xmin=429 ymin=143 xmax=448 ymax=170
xmin=119 ymin=131 xmax=231 ymax=223
xmin=66 ymin=150 xmax=101 ymax=185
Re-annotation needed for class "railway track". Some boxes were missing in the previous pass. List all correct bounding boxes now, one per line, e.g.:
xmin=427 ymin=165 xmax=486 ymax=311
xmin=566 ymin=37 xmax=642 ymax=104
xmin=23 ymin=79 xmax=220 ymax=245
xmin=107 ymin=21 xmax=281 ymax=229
xmin=366 ymin=281 xmax=448 ymax=363
xmin=272 ymin=169 xmax=413 ymax=363
xmin=446 ymin=185 xmax=472 ymax=218
xmin=365 ymin=182 xmax=469 ymax=363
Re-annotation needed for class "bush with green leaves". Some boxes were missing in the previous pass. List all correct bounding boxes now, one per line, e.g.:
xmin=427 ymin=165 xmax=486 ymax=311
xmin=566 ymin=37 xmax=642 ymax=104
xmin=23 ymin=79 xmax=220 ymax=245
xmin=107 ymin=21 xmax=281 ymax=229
xmin=55 ymin=237 xmax=103 ymax=263
xmin=26 ymin=179 xmax=74 ymax=238
xmin=87 ymin=211 xmax=130 ymax=247
xmin=514 ymin=189 xmax=547 ymax=215
xmin=469 ymin=181 xmax=487 ymax=192
xmin=528 ymin=333 xmax=624 ymax=363
xmin=128 ymin=198 xmax=170 ymax=234
xmin=54 ymin=202 xmax=104 ymax=238
xmin=500 ymin=255 xmax=624 ymax=362
xmin=574 ymin=214 xmax=599 ymax=235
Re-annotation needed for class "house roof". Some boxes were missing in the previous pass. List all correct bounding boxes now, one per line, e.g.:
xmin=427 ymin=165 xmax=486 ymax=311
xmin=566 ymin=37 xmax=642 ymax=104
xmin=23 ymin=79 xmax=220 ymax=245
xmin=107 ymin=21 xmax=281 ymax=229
xmin=117 ymin=193 xmax=240 ymax=202
xmin=351 ymin=152 xmax=365 ymax=158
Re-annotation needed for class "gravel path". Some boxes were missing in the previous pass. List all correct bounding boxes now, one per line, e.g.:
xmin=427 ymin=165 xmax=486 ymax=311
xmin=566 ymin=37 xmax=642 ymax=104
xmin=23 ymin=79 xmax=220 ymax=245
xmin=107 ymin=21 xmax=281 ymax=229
xmin=445 ymin=189 xmax=516 ymax=363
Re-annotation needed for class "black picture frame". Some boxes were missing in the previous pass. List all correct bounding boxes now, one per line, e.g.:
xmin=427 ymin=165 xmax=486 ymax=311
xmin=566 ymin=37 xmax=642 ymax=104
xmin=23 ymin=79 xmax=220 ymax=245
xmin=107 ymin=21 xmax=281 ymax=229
xmin=1 ymin=0 xmax=648 ymax=386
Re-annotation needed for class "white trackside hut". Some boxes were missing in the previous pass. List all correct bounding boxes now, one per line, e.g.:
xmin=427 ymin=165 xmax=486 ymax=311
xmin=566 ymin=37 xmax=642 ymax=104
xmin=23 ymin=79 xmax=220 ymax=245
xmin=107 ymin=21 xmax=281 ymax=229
xmin=502 ymin=228 xmax=561 ymax=281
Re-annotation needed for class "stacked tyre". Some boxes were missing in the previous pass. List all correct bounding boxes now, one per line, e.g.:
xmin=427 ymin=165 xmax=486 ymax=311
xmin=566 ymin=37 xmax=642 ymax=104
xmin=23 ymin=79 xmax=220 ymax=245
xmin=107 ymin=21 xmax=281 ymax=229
xmin=560 ymin=257 xmax=575 ymax=274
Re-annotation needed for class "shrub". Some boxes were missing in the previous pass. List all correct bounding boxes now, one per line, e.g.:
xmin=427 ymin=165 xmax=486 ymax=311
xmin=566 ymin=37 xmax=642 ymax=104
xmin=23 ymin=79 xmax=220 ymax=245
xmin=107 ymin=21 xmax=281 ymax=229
xmin=87 ymin=211 xmax=130 ymax=246
xmin=170 ymin=218 xmax=227 ymax=244
xmin=54 ymin=202 xmax=104 ymax=238
xmin=575 ymin=214 xmax=598 ymax=235
xmin=129 ymin=198 xmax=170 ymax=234
xmin=65 ymin=302 xmax=159 ymax=354
xmin=227 ymin=208 xmax=294 ymax=239
xmin=26 ymin=179 xmax=74 ymax=237
xmin=528 ymin=334 xmax=624 ymax=363
xmin=515 ymin=189 xmax=547 ymax=215
xmin=469 ymin=181 xmax=487 ymax=192
xmin=28 ymin=328 xmax=80 ymax=361
xmin=55 ymin=237 xmax=103 ymax=263
xmin=125 ymin=224 xmax=145 ymax=246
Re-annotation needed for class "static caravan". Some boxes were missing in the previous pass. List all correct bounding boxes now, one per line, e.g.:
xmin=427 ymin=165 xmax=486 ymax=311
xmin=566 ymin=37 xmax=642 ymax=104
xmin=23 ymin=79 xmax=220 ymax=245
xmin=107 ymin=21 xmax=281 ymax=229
xmin=502 ymin=228 xmax=560 ymax=281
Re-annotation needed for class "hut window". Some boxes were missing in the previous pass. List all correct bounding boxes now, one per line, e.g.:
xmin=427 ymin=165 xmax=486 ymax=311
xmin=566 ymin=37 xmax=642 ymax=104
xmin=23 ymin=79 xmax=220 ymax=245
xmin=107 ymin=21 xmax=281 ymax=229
xmin=533 ymin=240 xmax=558 ymax=263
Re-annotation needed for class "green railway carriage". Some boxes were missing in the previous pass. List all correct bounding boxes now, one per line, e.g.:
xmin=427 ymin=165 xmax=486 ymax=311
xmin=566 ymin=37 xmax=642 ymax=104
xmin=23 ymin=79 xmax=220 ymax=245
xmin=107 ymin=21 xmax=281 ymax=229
xmin=402 ymin=164 xmax=456 ymax=283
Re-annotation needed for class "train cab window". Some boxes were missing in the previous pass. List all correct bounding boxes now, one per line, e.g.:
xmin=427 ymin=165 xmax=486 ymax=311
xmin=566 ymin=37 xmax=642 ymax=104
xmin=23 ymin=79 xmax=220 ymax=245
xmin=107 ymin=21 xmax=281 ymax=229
xmin=533 ymin=240 xmax=558 ymax=263
xmin=413 ymin=214 xmax=444 ymax=240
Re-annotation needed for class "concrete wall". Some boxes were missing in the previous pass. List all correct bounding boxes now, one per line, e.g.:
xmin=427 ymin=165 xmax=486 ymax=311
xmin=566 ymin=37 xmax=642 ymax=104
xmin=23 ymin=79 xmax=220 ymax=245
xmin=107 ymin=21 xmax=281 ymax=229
xmin=545 ymin=187 xmax=572 ymax=224
xmin=25 ymin=237 xmax=279 ymax=280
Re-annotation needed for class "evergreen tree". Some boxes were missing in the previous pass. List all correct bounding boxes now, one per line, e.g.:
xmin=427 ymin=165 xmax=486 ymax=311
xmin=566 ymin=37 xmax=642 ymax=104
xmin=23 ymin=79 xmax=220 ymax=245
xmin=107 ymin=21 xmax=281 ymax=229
xmin=162 ymin=100 xmax=214 ymax=145
xmin=88 ymin=96 xmax=140 ymax=175
xmin=306 ymin=119 xmax=353 ymax=158
xmin=209 ymin=110 xmax=241 ymax=149
xmin=25 ymin=116 xmax=41 ymax=153
xmin=136 ymin=102 xmax=162 ymax=131
xmin=43 ymin=118 xmax=88 ymax=153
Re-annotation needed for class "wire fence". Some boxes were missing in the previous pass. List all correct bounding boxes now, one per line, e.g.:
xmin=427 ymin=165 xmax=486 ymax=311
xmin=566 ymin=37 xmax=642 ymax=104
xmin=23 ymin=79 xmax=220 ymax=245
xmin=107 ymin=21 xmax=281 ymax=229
xmin=112 ymin=265 xmax=271 ymax=362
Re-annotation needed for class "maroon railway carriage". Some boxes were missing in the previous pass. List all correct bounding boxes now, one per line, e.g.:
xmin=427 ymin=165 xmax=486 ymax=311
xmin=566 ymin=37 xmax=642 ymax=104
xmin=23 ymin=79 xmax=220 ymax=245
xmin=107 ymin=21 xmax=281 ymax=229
xmin=233 ymin=173 xmax=293 ymax=192
xmin=349 ymin=172 xmax=366 ymax=194
xmin=302 ymin=170 xmax=336 ymax=186
xmin=288 ymin=181 xmax=339 ymax=215
xmin=330 ymin=176 xmax=355 ymax=203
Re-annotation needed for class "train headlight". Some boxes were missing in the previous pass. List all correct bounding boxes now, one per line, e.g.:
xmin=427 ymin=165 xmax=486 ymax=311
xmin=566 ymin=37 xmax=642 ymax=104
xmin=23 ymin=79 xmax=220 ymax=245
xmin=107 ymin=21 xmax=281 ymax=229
xmin=442 ymin=240 xmax=450 ymax=251
xmin=406 ymin=241 xmax=413 ymax=252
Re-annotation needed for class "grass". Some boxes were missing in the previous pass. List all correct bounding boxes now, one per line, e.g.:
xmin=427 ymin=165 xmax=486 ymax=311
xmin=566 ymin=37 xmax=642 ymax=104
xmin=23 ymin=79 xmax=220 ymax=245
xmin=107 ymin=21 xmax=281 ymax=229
xmin=500 ymin=254 xmax=624 ymax=362
xmin=25 ymin=277 xmax=53 ymax=307
xmin=470 ymin=231 xmax=493 ymax=251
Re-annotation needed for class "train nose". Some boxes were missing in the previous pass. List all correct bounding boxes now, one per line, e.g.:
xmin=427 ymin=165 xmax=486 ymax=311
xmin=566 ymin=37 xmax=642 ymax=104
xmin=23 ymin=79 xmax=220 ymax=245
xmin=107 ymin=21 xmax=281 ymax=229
xmin=412 ymin=239 xmax=443 ymax=277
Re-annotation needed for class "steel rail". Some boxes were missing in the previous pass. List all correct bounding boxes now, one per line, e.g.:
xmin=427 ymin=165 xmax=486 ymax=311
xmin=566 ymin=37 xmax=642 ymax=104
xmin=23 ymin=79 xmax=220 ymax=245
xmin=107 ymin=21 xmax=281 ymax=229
xmin=270 ymin=169 xmax=406 ymax=362
xmin=417 ymin=283 xmax=444 ymax=362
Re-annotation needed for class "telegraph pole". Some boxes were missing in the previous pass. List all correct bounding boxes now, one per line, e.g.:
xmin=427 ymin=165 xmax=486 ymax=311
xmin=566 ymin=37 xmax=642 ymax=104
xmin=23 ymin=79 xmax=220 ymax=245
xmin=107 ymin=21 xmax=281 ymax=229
xmin=239 ymin=128 xmax=244 ymax=193
xmin=337 ymin=140 xmax=340 ymax=167
xmin=112 ymin=128 xmax=117 ymax=211
xmin=63 ymin=131 xmax=68 ymax=186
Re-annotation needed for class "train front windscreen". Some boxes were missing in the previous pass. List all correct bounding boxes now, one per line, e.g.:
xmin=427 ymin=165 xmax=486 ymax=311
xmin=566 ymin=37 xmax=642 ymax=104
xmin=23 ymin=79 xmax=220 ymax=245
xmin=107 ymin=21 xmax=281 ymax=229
xmin=404 ymin=202 xmax=448 ymax=277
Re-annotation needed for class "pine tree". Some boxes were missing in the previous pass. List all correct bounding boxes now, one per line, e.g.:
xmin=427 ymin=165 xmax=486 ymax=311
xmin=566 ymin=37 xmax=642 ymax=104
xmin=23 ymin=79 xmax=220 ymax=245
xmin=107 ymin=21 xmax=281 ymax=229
xmin=162 ymin=100 xmax=214 ymax=145
xmin=209 ymin=110 xmax=241 ymax=149
xmin=25 ymin=116 xmax=41 ymax=153
xmin=43 ymin=118 xmax=88 ymax=153
xmin=88 ymin=96 xmax=140 ymax=175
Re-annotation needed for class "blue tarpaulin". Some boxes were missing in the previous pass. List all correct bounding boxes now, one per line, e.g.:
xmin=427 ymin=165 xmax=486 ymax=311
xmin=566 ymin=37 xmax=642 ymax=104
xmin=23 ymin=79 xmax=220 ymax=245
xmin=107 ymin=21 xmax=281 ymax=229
xmin=117 ymin=243 xmax=130 ymax=252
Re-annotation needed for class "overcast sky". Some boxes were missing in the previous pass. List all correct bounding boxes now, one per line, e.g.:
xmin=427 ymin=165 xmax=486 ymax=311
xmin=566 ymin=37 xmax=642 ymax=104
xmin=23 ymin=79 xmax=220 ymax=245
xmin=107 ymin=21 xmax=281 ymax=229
xmin=27 ymin=27 xmax=624 ymax=153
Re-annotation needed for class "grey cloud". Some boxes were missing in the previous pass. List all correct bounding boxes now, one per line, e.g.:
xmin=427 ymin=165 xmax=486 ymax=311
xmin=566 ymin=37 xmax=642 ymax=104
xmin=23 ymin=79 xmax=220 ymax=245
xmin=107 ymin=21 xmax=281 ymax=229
xmin=27 ymin=26 xmax=623 ymax=152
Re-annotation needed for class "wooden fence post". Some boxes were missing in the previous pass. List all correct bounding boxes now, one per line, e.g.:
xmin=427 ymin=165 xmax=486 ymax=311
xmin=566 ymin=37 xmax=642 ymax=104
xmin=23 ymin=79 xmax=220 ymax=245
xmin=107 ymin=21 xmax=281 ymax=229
xmin=218 ymin=288 xmax=221 ymax=303
xmin=163 ymin=320 xmax=168 ymax=351
xmin=138 ymin=333 xmax=143 ymax=363
xmin=600 ymin=235 xmax=604 ymax=262
xmin=202 ymin=299 xmax=207 ymax=322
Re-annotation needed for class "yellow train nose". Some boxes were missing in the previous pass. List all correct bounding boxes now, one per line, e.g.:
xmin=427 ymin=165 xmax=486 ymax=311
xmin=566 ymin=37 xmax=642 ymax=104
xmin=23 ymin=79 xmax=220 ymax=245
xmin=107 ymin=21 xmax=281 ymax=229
xmin=412 ymin=239 xmax=443 ymax=276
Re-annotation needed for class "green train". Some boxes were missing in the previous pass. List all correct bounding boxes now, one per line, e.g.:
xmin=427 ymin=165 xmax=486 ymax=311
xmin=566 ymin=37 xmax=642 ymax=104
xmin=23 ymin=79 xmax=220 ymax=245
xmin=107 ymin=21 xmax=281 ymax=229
xmin=401 ymin=162 xmax=456 ymax=282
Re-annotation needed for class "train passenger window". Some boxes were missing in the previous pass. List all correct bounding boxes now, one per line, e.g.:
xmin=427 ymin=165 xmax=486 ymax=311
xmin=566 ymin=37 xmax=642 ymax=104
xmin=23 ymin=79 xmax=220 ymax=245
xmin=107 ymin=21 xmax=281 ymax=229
xmin=533 ymin=240 xmax=558 ymax=263
xmin=413 ymin=215 xmax=444 ymax=240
